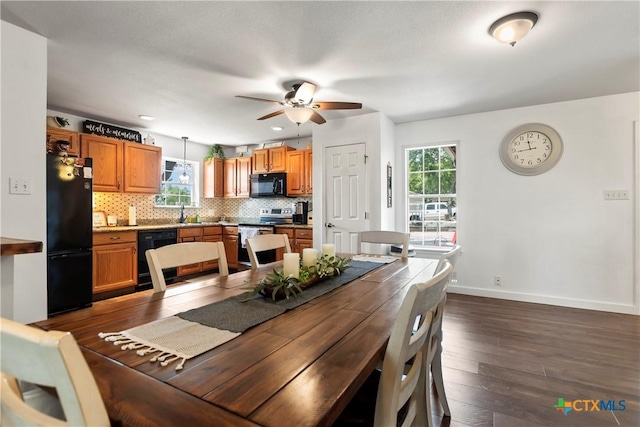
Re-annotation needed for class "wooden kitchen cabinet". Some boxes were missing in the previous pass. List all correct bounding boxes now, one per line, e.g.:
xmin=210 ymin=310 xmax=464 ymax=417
xmin=223 ymin=157 xmax=251 ymax=198
xmin=222 ymin=226 xmax=239 ymax=270
xmin=252 ymin=146 xmax=293 ymax=174
xmin=203 ymin=158 xmax=224 ymax=198
xmin=202 ymin=225 xmax=223 ymax=271
xmin=286 ymin=148 xmax=313 ymax=196
xmin=46 ymin=127 xmax=80 ymax=156
xmin=177 ymin=227 xmax=203 ymax=276
xmin=80 ymin=133 xmax=161 ymax=193
xmin=294 ymin=228 xmax=313 ymax=255
xmin=93 ymin=231 xmax=137 ymax=294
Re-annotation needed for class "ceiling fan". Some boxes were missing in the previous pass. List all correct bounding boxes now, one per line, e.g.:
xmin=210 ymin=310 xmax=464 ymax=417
xmin=236 ymin=81 xmax=362 ymax=125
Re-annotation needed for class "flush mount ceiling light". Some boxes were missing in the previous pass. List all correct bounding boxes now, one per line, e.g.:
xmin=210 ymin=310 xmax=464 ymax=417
xmin=284 ymin=107 xmax=314 ymax=125
xmin=179 ymin=136 xmax=190 ymax=184
xmin=489 ymin=12 xmax=538 ymax=47
xmin=138 ymin=114 xmax=155 ymax=121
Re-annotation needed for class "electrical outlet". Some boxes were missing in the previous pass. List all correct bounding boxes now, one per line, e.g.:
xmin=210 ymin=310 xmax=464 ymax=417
xmin=604 ymin=190 xmax=629 ymax=200
xmin=451 ymin=271 xmax=458 ymax=283
xmin=9 ymin=177 xmax=31 ymax=195
xmin=494 ymin=275 xmax=502 ymax=286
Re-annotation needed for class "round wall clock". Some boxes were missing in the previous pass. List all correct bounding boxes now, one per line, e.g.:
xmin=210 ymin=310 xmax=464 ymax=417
xmin=499 ymin=123 xmax=563 ymax=175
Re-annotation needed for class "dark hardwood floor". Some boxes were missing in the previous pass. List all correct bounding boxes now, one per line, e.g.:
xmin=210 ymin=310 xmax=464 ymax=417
xmin=434 ymin=294 xmax=640 ymax=426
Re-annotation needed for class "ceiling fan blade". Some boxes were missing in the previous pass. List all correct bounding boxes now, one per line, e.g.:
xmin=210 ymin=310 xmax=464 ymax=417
xmin=309 ymin=111 xmax=326 ymax=124
xmin=257 ymin=110 xmax=285 ymax=120
xmin=294 ymin=82 xmax=317 ymax=104
xmin=312 ymin=101 xmax=362 ymax=110
xmin=236 ymin=95 xmax=284 ymax=106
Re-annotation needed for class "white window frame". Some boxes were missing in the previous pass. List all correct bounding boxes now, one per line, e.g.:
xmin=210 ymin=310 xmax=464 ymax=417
xmin=154 ymin=156 xmax=200 ymax=208
xmin=405 ymin=143 xmax=457 ymax=249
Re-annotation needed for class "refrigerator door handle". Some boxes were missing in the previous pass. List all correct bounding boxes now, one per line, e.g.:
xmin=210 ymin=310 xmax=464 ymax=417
xmin=49 ymin=254 xmax=68 ymax=260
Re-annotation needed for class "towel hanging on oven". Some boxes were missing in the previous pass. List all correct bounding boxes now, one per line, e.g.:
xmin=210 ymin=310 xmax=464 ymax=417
xmin=239 ymin=227 xmax=260 ymax=248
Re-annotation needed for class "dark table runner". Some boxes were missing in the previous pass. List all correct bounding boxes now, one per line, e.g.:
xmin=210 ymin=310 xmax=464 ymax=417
xmin=178 ymin=260 xmax=384 ymax=333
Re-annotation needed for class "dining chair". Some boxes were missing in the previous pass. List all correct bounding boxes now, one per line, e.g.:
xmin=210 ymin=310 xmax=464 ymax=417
xmin=336 ymin=261 xmax=453 ymax=426
xmin=0 ymin=317 xmax=109 ymax=426
xmin=146 ymin=241 xmax=229 ymax=292
xmin=246 ymin=233 xmax=292 ymax=269
xmin=435 ymin=244 xmax=462 ymax=273
xmin=357 ymin=230 xmax=410 ymax=256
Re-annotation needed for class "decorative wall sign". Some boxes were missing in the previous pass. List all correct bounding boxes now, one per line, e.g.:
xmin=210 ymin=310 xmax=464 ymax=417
xmin=83 ymin=120 xmax=142 ymax=143
xmin=387 ymin=163 xmax=392 ymax=208
xmin=93 ymin=211 xmax=107 ymax=227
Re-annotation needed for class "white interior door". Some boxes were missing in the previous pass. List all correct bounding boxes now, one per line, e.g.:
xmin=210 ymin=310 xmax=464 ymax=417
xmin=324 ymin=143 xmax=367 ymax=253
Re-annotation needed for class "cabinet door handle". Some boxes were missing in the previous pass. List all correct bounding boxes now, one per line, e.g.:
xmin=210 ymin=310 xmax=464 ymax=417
xmin=110 ymin=236 xmax=121 ymax=240
xmin=117 ymin=181 xmax=121 ymax=189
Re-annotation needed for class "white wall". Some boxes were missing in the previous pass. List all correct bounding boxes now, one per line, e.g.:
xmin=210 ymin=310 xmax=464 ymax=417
xmin=1 ymin=22 xmax=48 ymax=323
xmin=396 ymin=93 xmax=639 ymax=314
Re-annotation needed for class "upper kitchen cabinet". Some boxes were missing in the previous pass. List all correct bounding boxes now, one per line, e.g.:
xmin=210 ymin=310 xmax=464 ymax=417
xmin=286 ymin=148 xmax=313 ymax=196
xmin=203 ymin=158 xmax=224 ymax=198
xmin=223 ymin=157 xmax=251 ymax=198
xmin=252 ymin=146 xmax=293 ymax=174
xmin=80 ymin=134 xmax=161 ymax=193
xmin=46 ymin=127 xmax=80 ymax=156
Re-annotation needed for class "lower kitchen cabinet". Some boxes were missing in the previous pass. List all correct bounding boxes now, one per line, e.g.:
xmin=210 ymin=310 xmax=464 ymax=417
xmin=222 ymin=226 xmax=239 ymax=269
xmin=93 ymin=231 xmax=137 ymax=294
xmin=276 ymin=227 xmax=313 ymax=256
xmin=177 ymin=227 xmax=203 ymax=276
xmin=202 ymin=226 xmax=223 ymax=271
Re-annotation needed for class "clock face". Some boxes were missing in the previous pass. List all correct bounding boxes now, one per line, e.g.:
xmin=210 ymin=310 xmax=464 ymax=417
xmin=507 ymin=131 xmax=552 ymax=168
xmin=499 ymin=123 xmax=563 ymax=176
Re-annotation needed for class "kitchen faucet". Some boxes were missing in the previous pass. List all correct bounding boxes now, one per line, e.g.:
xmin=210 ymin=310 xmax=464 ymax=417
xmin=179 ymin=204 xmax=186 ymax=223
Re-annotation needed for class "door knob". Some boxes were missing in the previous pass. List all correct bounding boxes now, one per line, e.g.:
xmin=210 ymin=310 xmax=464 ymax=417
xmin=326 ymin=223 xmax=335 ymax=228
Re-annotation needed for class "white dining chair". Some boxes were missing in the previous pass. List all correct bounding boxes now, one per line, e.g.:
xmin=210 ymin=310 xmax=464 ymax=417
xmin=0 ymin=317 xmax=110 ymax=426
xmin=435 ymin=244 xmax=462 ymax=274
xmin=146 ymin=241 xmax=229 ymax=292
xmin=246 ymin=233 xmax=292 ymax=269
xmin=357 ymin=230 xmax=410 ymax=257
xmin=337 ymin=262 xmax=453 ymax=426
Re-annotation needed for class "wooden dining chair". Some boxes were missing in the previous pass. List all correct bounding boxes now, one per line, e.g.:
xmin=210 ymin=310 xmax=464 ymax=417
xmin=246 ymin=233 xmax=292 ymax=269
xmin=336 ymin=261 xmax=453 ymax=426
xmin=357 ymin=230 xmax=410 ymax=256
xmin=146 ymin=241 xmax=229 ymax=292
xmin=0 ymin=318 xmax=109 ymax=427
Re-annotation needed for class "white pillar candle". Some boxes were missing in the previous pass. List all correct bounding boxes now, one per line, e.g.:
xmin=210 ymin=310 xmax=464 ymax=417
xmin=283 ymin=253 xmax=300 ymax=279
xmin=302 ymin=248 xmax=318 ymax=267
xmin=322 ymin=244 xmax=335 ymax=257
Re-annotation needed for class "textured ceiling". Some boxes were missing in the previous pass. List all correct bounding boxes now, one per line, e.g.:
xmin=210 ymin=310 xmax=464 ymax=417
xmin=2 ymin=1 xmax=639 ymax=146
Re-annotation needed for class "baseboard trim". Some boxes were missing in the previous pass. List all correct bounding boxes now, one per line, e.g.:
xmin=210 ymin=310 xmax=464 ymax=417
xmin=447 ymin=285 xmax=639 ymax=315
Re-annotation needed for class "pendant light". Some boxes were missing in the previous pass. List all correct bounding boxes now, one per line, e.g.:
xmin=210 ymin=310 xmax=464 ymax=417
xmin=179 ymin=136 xmax=190 ymax=184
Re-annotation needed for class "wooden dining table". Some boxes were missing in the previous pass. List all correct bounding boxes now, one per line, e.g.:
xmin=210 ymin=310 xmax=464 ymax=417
xmin=33 ymin=256 xmax=438 ymax=427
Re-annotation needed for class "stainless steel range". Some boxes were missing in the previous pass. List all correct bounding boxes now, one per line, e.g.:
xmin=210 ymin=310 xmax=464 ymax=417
xmin=237 ymin=208 xmax=293 ymax=266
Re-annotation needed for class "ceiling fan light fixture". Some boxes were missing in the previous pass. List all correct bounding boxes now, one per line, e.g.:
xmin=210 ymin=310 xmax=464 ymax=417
xmin=284 ymin=108 xmax=313 ymax=125
xmin=489 ymin=12 xmax=538 ymax=46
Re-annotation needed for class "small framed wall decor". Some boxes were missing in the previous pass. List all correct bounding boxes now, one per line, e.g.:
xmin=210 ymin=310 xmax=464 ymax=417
xmin=92 ymin=211 xmax=107 ymax=227
xmin=387 ymin=163 xmax=392 ymax=208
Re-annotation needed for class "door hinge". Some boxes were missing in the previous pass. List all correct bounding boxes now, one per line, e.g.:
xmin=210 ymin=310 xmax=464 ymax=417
xmin=364 ymin=212 xmax=369 ymax=219
xmin=364 ymin=155 xmax=368 ymax=164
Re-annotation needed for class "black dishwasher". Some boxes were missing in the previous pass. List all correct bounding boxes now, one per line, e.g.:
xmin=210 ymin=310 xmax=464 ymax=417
xmin=137 ymin=229 xmax=178 ymax=290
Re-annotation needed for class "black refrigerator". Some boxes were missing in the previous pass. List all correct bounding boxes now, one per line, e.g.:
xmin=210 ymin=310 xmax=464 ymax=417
xmin=46 ymin=154 xmax=93 ymax=316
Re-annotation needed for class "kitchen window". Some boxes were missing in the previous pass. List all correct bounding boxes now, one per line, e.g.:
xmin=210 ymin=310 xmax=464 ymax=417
xmin=406 ymin=144 xmax=457 ymax=248
xmin=154 ymin=157 xmax=200 ymax=208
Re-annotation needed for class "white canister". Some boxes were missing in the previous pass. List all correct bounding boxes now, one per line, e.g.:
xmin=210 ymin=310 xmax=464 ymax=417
xmin=107 ymin=215 xmax=118 ymax=227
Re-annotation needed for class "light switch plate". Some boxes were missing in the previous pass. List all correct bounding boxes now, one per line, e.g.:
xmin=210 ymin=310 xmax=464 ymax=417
xmin=604 ymin=190 xmax=629 ymax=200
xmin=9 ymin=177 xmax=31 ymax=195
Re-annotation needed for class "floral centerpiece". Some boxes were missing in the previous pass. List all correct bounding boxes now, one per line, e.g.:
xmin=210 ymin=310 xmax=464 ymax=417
xmin=242 ymin=254 xmax=351 ymax=301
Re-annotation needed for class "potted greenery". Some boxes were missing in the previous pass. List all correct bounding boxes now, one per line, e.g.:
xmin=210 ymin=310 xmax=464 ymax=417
xmin=205 ymin=144 xmax=225 ymax=161
xmin=242 ymin=254 xmax=351 ymax=301
xmin=47 ymin=116 xmax=69 ymax=128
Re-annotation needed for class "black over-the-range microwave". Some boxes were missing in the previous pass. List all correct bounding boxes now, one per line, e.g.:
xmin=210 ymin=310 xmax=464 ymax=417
xmin=250 ymin=172 xmax=288 ymax=198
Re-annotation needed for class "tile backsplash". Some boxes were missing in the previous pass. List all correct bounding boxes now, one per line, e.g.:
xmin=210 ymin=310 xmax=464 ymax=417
xmin=93 ymin=193 xmax=312 ymax=225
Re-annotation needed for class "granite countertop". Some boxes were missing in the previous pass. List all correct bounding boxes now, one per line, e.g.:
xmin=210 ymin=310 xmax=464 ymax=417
xmin=93 ymin=222 xmax=312 ymax=233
